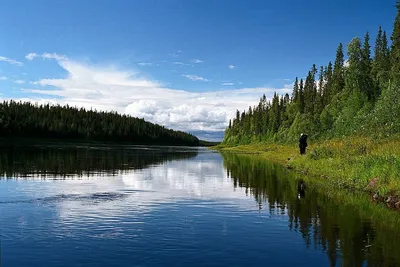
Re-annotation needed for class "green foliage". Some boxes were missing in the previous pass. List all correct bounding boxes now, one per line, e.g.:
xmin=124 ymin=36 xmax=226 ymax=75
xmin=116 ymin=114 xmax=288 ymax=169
xmin=391 ymin=1 xmax=400 ymax=80
xmin=223 ymin=4 xmax=400 ymax=147
xmin=371 ymin=80 xmax=400 ymax=135
xmin=0 ymin=101 xmax=199 ymax=146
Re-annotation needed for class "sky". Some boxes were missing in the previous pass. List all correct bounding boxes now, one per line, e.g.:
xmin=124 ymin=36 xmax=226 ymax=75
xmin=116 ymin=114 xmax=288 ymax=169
xmin=0 ymin=0 xmax=397 ymax=141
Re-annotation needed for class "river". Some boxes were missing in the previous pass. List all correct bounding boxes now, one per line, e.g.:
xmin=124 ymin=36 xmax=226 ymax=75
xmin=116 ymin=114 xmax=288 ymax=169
xmin=0 ymin=143 xmax=399 ymax=266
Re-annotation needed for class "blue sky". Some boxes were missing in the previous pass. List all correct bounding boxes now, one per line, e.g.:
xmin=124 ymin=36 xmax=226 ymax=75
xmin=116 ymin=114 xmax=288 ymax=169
xmin=0 ymin=0 xmax=397 ymax=140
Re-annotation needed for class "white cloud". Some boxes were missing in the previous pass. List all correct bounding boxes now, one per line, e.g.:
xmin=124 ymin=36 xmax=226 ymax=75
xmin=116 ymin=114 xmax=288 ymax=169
xmin=0 ymin=76 xmax=7 ymax=81
xmin=25 ymin=52 xmax=68 ymax=61
xmin=169 ymin=51 xmax=181 ymax=57
xmin=344 ymin=59 xmax=349 ymax=67
xmin=191 ymin=59 xmax=203 ymax=64
xmin=228 ymin=65 xmax=235 ymax=69
xmin=173 ymin=61 xmax=189 ymax=66
xmin=11 ymin=158 xmax=260 ymax=222
xmin=138 ymin=62 xmax=153 ymax=66
xmin=0 ymin=56 xmax=23 ymax=66
xmin=222 ymin=82 xmax=234 ymax=86
xmin=15 ymin=80 xmax=25 ymax=84
xmin=25 ymin=53 xmax=37 ymax=60
xmin=16 ymin=57 xmax=291 ymax=133
xmin=182 ymin=74 xmax=209 ymax=82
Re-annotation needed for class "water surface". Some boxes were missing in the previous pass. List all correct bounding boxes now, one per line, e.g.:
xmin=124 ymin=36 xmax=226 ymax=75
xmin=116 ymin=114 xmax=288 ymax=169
xmin=1 ymin=143 xmax=400 ymax=266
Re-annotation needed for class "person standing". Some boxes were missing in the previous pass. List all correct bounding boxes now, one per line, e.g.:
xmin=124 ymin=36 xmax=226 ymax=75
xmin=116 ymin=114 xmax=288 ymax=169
xmin=299 ymin=133 xmax=308 ymax=155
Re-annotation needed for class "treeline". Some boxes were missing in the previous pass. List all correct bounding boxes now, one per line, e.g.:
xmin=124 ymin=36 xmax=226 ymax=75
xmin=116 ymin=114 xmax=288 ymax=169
xmin=224 ymin=3 xmax=400 ymax=144
xmin=0 ymin=101 xmax=199 ymax=146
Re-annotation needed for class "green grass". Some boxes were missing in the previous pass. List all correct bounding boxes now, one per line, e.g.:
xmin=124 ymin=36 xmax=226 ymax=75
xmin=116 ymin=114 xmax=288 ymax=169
xmin=213 ymin=136 xmax=400 ymax=204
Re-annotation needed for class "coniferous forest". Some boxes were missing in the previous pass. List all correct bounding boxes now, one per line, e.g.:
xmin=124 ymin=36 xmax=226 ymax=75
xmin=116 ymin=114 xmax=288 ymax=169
xmin=224 ymin=3 xmax=400 ymax=145
xmin=0 ymin=101 xmax=199 ymax=146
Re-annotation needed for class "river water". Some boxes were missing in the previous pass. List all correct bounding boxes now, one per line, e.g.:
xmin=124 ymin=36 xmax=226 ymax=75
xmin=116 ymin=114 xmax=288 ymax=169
xmin=0 ymin=143 xmax=399 ymax=266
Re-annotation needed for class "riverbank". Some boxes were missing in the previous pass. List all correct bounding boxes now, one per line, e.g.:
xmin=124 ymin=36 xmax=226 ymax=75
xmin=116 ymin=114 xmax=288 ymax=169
xmin=213 ymin=136 xmax=400 ymax=209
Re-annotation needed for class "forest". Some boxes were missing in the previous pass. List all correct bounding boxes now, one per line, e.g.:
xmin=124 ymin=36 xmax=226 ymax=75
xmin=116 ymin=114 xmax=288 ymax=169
xmin=223 ymin=3 xmax=400 ymax=145
xmin=0 ymin=101 xmax=199 ymax=146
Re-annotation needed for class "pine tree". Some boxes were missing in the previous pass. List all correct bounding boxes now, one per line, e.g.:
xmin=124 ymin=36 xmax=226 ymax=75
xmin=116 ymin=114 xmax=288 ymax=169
xmin=315 ymin=66 xmax=325 ymax=116
xmin=299 ymin=79 xmax=305 ymax=113
xmin=324 ymin=62 xmax=333 ymax=104
xmin=292 ymin=77 xmax=299 ymax=104
xmin=270 ymin=93 xmax=281 ymax=132
xmin=361 ymin=32 xmax=373 ymax=100
xmin=332 ymin=43 xmax=345 ymax=96
xmin=347 ymin=38 xmax=362 ymax=93
xmin=391 ymin=1 xmax=400 ymax=81
xmin=373 ymin=27 xmax=391 ymax=98
xmin=382 ymin=30 xmax=391 ymax=70
xmin=372 ymin=26 xmax=384 ymax=95
xmin=304 ymin=64 xmax=317 ymax=115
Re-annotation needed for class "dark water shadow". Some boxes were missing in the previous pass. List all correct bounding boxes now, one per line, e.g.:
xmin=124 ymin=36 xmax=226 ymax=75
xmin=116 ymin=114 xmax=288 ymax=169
xmin=0 ymin=142 xmax=199 ymax=179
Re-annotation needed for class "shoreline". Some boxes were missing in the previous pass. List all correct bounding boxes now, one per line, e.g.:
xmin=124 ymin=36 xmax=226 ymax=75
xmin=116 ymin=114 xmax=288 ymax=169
xmin=212 ymin=136 xmax=400 ymax=210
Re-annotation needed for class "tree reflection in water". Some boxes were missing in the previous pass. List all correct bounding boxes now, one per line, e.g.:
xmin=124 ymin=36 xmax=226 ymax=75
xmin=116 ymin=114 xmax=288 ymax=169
xmin=222 ymin=152 xmax=400 ymax=267
xmin=0 ymin=143 xmax=198 ymax=179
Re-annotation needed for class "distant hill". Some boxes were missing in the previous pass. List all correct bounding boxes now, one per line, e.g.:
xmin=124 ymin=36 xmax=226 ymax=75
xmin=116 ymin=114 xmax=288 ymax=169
xmin=190 ymin=130 xmax=224 ymax=142
xmin=0 ymin=101 xmax=199 ymax=146
xmin=198 ymin=140 xmax=221 ymax=147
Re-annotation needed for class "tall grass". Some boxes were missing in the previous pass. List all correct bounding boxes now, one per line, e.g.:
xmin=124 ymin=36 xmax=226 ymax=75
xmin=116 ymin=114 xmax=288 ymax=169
xmin=214 ymin=136 xmax=400 ymax=199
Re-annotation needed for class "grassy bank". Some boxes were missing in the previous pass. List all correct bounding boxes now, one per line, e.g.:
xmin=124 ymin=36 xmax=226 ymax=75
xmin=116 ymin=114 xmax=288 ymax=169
xmin=214 ymin=136 xmax=400 ymax=208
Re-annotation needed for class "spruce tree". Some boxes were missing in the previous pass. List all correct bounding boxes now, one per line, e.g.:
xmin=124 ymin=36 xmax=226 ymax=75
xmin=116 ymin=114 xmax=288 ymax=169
xmin=373 ymin=27 xmax=391 ymax=98
xmin=303 ymin=65 xmax=317 ymax=116
xmin=292 ymin=77 xmax=299 ymax=104
xmin=324 ymin=62 xmax=333 ymax=104
xmin=315 ymin=66 xmax=325 ymax=116
xmin=372 ymin=27 xmax=384 ymax=96
xmin=332 ymin=43 xmax=345 ymax=96
xmin=391 ymin=1 xmax=400 ymax=81
xmin=299 ymin=79 xmax=305 ymax=113
xmin=361 ymin=32 xmax=373 ymax=100
xmin=347 ymin=38 xmax=362 ymax=93
xmin=381 ymin=30 xmax=391 ymax=84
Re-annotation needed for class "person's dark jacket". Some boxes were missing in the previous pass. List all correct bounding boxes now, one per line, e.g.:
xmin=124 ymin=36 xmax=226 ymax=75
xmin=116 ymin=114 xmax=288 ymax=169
xmin=299 ymin=135 xmax=308 ymax=148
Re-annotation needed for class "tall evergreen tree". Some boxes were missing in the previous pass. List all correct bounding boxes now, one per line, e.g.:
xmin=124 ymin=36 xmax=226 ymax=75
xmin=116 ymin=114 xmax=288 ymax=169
xmin=391 ymin=1 xmax=400 ymax=81
xmin=324 ymin=62 xmax=333 ymax=104
xmin=315 ymin=66 xmax=325 ymax=116
xmin=346 ymin=38 xmax=363 ymax=93
xmin=292 ymin=77 xmax=299 ymax=104
xmin=373 ymin=26 xmax=384 ymax=95
xmin=299 ymin=79 xmax=305 ymax=113
xmin=270 ymin=93 xmax=281 ymax=132
xmin=382 ymin=30 xmax=391 ymax=83
xmin=332 ymin=43 xmax=345 ymax=95
xmin=373 ymin=27 xmax=391 ymax=97
xmin=303 ymin=65 xmax=318 ymax=115
xmin=361 ymin=32 xmax=374 ymax=100
xmin=236 ymin=110 xmax=240 ymax=124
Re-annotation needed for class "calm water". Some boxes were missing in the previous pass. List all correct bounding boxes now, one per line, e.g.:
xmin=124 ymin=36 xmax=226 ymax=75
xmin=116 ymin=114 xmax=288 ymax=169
xmin=1 ymin=143 xmax=400 ymax=267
